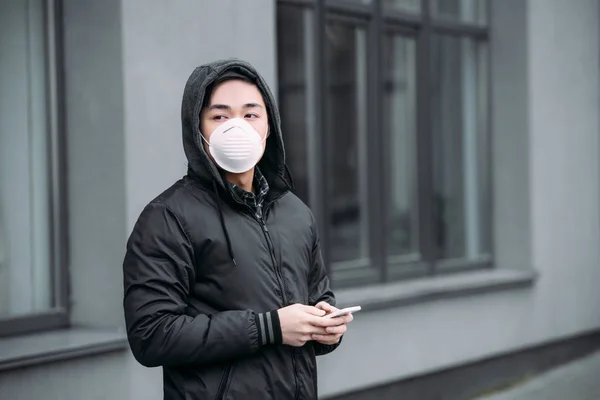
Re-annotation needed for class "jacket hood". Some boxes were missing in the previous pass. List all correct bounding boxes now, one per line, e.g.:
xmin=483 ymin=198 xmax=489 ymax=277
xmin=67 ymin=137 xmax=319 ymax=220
xmin=181 ymin=59 xmax=292 ymax=198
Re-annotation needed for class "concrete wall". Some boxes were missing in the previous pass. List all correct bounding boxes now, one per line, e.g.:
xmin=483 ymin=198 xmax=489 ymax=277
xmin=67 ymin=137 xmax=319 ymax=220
xmin=0 ymin=352 xmax=128 ymax=400
xmin=1 ymin=0 xmax=599 ymax=399
xmin=63 ymin=0 xmax=127 ymax=330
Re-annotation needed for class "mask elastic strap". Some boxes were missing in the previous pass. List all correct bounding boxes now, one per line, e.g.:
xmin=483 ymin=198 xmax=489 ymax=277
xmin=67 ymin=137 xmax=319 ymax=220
xmin=199 ymin=132 xmax=210 ymax=146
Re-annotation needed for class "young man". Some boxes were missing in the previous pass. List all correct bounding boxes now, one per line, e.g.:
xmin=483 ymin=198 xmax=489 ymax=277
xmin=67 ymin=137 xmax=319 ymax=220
xmin=123 ymin=59 xmax=352 ymax=400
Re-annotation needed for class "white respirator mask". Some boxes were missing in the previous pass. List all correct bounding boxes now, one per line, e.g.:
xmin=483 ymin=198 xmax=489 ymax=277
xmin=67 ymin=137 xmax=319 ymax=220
xmin=201 ymin=118 xmax=268 ymax=173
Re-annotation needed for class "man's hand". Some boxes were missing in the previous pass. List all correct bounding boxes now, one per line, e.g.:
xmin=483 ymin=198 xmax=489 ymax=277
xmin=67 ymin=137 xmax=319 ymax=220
xmin=311 ymin=302 xmax=353 ymax=345
xmin=277 ymin=304 xmax=346 ymax=347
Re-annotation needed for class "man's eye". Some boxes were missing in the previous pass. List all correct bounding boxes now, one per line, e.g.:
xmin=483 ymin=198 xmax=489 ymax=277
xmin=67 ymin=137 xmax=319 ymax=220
xmin=245 ymin=114 xmax=259 ymax=119
xmin=213 ymin=115 xmax=227 ymax=120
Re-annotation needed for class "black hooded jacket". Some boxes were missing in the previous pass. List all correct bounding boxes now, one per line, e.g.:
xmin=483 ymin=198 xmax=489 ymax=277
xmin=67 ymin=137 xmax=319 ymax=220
xmin=123 ymin=59 xmax=339 ymax=400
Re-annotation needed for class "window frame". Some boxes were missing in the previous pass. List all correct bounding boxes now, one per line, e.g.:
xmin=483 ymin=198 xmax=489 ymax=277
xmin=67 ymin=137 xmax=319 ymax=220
xmin=277 ymin=0 xmax=493 ymax=289
xmin=0 ymin=0 xmax=69 ymax=337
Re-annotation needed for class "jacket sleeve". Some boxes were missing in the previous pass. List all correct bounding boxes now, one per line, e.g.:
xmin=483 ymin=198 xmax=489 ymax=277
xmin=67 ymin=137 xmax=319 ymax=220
xmin=307 ymin=218 xmax=342 ymax=356
xmin=123 ymin=202 xmax=268 ymax=368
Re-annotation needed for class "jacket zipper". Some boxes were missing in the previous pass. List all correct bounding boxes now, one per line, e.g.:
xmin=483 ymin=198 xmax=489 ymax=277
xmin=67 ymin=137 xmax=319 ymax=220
xmin=252 ymin=202 xmax=300 ymax=400
xmin=215 ymin=365 xmax=232 ymax=400
xmin=258 ymin=217 xmax=288 ymax=304
xmin=242 ymin=197 xmax=289 ymax=305
xmin=291 ymin=348 xmax=300 ymax=400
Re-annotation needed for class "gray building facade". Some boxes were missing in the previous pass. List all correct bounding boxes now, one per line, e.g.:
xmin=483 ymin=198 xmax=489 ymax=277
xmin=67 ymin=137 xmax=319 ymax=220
xmin=1 ymin=0 xmax=599 ymax=399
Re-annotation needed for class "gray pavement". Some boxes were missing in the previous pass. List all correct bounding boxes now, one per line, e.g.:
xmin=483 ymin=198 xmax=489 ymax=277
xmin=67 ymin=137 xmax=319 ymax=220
xmin=478 ymin=351 xmax=600 ymax=400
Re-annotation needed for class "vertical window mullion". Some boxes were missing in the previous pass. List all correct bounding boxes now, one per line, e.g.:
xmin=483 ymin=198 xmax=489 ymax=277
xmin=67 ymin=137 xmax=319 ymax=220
xmin=47 ymin=0 xmax=69 ymax=313
xmin=416 ymin=0 xmax=436 ymax=272
xmin=368 ymin=0 xmax=387 ymax=282
xmin=314 ymin=0 xmax=332 ymax=275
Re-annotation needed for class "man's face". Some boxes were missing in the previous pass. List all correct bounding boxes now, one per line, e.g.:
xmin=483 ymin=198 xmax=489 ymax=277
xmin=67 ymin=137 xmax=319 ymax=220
xmin=200 ymin=79 xmax=269 ymax=160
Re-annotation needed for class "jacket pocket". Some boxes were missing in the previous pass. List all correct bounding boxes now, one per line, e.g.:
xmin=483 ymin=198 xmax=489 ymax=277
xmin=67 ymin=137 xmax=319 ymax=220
xmin=215 ymin=363 xmax=235 ymax=400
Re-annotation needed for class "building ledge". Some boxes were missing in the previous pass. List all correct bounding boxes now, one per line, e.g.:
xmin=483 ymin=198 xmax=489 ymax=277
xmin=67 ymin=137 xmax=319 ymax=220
xmin=335 ymin=268 xmax=538 ymax=311
xmin=0 ymin=270 xmax=536 ymax=371
xmin=0 ymin=327 xmax=128 ymax=372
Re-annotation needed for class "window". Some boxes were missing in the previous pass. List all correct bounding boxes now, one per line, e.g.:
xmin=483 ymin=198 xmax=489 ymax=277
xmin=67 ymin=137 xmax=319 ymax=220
xmin=430 ymin=34 xmax=491 ymax=263
xmin=0 ymin=0 xmax=67 ymax=336
xmin=325 ymin=20 xmax=370 ymax=268
xmin=277 ymin=0 xmax=491 ymax=287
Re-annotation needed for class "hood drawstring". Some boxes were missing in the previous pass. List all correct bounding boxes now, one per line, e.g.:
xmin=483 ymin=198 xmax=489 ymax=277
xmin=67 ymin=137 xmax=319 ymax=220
xmin=213 ymin=181 xmax=237 ymax=266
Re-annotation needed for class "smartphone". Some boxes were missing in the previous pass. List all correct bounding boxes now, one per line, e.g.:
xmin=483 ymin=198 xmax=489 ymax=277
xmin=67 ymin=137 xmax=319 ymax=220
xmin=324 ymin=306 xmax=361 ymax=319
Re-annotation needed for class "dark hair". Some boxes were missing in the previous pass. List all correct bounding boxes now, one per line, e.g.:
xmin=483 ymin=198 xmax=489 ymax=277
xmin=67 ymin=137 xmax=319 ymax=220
xmin=201 ymin=71 xmax=255 ymax=110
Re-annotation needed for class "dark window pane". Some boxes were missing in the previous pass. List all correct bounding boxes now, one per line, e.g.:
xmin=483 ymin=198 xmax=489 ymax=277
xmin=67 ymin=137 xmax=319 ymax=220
xmin=277 ymin=4 xmax=314 ymax=205
xmin=325 ymin=21 xmax=370 ymax=267
xmin=382 ymin=34 xmax=419 ymax=262
xmin=430 ymin=35 xmax=491 ymax=260
xmin=430 ymin=0 xmax=487 ymax=24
